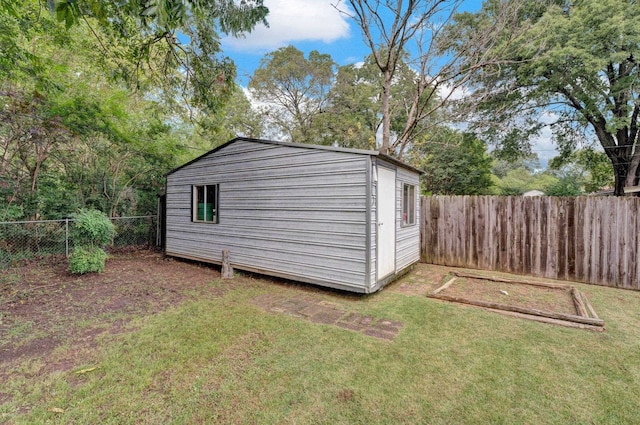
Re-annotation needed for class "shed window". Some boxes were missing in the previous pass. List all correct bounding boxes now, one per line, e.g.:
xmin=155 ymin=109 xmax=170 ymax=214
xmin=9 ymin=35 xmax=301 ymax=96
xmin=193 ymin=184 xmax=219 ymax=223
xmin=402 ymin=183 xmax=416 ymax=226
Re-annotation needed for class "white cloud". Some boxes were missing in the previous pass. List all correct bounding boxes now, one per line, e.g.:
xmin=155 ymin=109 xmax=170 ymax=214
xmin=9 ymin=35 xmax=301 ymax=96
xmin=223 ymin=0 xmax=351 ymax=52
xmin=436 ymin=80 xmax=471 ymax=102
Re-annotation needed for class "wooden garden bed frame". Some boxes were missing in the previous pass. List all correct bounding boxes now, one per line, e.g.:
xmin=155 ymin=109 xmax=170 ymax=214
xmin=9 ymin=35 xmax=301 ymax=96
xmin=429 ymin=271 xmax=604 ymax=331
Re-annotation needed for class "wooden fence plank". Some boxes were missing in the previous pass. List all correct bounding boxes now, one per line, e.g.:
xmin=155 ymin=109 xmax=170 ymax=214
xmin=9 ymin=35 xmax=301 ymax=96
xmin=617 ymin=197 xmax=627 ymax=288
xmin=539 ymin=198 xmax=549 ymax=278
xmin=420 ymin=195 xmax=640 ymax=291
xmin=574 ymin=197 xmax=586 ymax=282
xmin=558 ymin=198 xmax=568 ymax=280
xmin=497 ymin=196 xmax=507 ymax=272
xmin=628 ymin=198 xmax=639 ymax=289
xmin=608 ymin=197 xmax=619 ymax=286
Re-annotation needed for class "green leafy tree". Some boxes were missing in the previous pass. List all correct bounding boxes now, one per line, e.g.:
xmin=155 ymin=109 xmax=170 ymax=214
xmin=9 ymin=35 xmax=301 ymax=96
xmin=48 ymin=0 xmax=269 ymax=113
xmin=544 ymin=175 xmax=583 ymax=196
xmin=248 ymin=46 xmax=336 ymax=144
xmin=196 ymin=84 xmax=265 ymax=148
xmin=491 ymin=156 xmax=541 ymax=179
xmin=308 ymin=62 xmax=379 ymax=149
xmin=491 ymin=163 xmax=559 ymax=196
xmin=409 ymin=129 xmax=493 ymax=195
xmin=1 ymin=1 xmax=188 ymax=219
xmin=314 ymin=54 xmax=442 ymax=151
xmin=449 ymin=0 xmax=640 ymax=195
xmin=549 ymin=148 xmax=615 ymax=193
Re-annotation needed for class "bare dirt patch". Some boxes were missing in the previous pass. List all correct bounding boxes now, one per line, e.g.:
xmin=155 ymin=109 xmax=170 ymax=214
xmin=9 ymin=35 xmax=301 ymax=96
xmin=388 ymin=264 xmax=452 ymax=296
xmin=428 ymin=271 xmax=603 ymax=330
xmin=0 ymin=250 xmax=225 ymax=379
xmin=388 ymin=264 xmax=602 ymax=330
xmin=442 ymin=276 xmax=576 ymax=315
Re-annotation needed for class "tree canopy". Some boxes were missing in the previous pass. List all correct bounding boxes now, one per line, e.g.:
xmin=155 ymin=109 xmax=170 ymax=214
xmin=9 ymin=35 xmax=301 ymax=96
xmin=248 ymin=46 xmax=336 ymax=144
xmin=549 ymin=148 xmax=615 ymax=194
xmin=0 ymin=0 xmax=268 ymax=220
xmin=450 ymin=0 xmax=640 ymax=195
xmin=408 ymin=129 xmax=493 ymax=195
xmin=337 ymin=0 xmax=525 ymax=158
xmin=48 ymin=0 xmax=269 ymax=113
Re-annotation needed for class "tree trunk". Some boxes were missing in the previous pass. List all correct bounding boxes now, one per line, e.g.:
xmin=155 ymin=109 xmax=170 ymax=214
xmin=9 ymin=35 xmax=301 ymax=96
xmin=609 ymin=155 xmax=629 ymax=196
xmin=596 ymin=129 xmax=634 ymax=196
xmin=380 ymin=69 xmax=392 ymax=155
xmin=625 ymin=151 xmax=640 ymax=190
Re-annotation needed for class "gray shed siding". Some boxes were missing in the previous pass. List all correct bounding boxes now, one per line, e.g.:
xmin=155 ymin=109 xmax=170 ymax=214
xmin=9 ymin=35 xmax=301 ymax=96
xmin=369 ymin=174 xmax=378 ymax=288
xmin=395 ymin=166 xmax=421 ymax=271
xmin=366 ymin=160 xmax=421 ymax=292
xmin=166 ymin=140 xmax=372 ymax=292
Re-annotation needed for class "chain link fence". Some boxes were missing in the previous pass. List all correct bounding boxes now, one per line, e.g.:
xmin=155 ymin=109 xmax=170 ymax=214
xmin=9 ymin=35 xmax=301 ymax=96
xmin=0 ymin=216 xmax=157 ymax=269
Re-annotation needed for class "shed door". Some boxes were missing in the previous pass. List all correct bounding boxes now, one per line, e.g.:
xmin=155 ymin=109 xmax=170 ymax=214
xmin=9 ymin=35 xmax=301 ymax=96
xmin=377 ymin=166 xmax=396 ymax=280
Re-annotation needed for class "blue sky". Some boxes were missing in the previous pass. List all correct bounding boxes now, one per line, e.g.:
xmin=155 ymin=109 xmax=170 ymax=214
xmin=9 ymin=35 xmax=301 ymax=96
xmin=221 ymin=0 xmax=484 ymax=85
xmin=219 ymin=0 xmax=559 ymax=165
xmin=221 ymin=0 xmax=370 ymax=85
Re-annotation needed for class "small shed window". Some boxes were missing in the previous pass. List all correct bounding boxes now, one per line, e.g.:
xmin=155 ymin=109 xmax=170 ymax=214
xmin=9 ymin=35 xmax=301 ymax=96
xmin=193 ymin=184 xmax=219 ymax=223
xmin=402 ymin=183 xmax=416 ymax=226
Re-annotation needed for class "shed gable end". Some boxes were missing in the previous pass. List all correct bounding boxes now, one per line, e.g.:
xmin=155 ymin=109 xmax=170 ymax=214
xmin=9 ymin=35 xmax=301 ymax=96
xmin=165 ymin=140 xmax=372 ymax=291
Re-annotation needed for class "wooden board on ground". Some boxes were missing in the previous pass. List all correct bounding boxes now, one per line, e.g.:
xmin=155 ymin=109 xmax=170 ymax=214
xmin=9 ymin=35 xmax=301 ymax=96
xmin=428 ymin=272 xmax=604 ymax=331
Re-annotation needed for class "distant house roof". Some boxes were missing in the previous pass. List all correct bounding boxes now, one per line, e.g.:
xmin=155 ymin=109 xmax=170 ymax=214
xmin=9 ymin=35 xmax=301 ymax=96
xmin=166 ymin=137 xmax=423 ymax=176
xmin=523 ymin=190 xmax=545 ymax=197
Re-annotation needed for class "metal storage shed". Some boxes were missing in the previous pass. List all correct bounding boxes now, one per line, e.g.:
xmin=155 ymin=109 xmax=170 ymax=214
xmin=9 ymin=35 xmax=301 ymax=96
xmin=164 ymin=137 xmax=421 ymax=293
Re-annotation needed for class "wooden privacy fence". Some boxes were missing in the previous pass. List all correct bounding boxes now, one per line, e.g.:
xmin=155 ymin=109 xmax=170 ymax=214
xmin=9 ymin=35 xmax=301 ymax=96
xmin=420 ymin=196 xmax=640 ymax=290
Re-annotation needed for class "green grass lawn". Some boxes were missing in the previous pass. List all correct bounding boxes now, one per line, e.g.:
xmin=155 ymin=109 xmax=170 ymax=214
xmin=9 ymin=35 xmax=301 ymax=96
xmin=3 ymin=265 xmax=640 ymax=424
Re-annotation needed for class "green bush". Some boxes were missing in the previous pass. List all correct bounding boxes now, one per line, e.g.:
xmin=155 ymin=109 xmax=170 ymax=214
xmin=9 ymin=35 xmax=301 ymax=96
xmin=68 ymin=246 xmax=108 ymax=274
xmin=0 ymin=204 xmax=24 ymax=221
xmin=71 ymin=209 xmax=116 ymax=247
xmin=69 ymin=210 xmax=115 ymax=274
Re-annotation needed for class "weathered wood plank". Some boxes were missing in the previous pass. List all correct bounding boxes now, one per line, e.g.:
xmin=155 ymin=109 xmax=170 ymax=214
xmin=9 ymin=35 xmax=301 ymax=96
xmin=599 ymin=196 xmax=607 ymax=285
xmin=571 ymin=287 xmax=587 ymax=317
xmin=420 ymin=195 xmax=640 ymax=291
xmin=523 ymin=197 xmax=531 ymax=275
xmin=608 ymin=197 xmax=619 ymax=286
xmin=581 ymin=291 xmax=600 ymax=320
xmin=430 ymin=293 xmax=605 ymax=326
xmin=539 ymin=198 xmax=549 ymax=278
xmin=487 ymin=309 xmax=605 ymax=331
xmin=626 ymin=198 xmax=636 ymax=288
xmin=617 ymin=197 xmax=628 ymax=288
xmin=432 ymin=276 xmax=457 ymax=295
xmin=574 ymin=197 xmax=586 ymax=282
xmin=452 ymin=271 xmax=572 ymax=289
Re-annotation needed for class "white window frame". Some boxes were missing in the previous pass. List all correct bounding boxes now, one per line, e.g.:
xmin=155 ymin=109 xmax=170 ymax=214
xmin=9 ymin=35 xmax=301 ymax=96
xmin=402 ymin=183 xmax=416 ymax=226
xmin=192 ymin=184 xmax=219 ymax=223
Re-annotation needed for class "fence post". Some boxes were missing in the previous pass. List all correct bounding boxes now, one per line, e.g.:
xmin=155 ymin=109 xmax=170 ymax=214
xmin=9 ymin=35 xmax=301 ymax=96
xmin=65 ymin=218 xmax=69 ymax=257
xmin=156 ymin=198 xmax=161 ymax=247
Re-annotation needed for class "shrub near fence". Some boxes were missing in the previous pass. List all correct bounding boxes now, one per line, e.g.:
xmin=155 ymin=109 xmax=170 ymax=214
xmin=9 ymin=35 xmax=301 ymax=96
xmin=0 ymin=216 xmax=156 ymax=269
xmin=421 ymin=196 xmax=640 ymax=290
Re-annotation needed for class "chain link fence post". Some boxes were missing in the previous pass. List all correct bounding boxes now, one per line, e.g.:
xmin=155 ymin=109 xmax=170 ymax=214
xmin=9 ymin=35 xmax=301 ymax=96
xmin=65 ymin=218 xmax=69 ymax=257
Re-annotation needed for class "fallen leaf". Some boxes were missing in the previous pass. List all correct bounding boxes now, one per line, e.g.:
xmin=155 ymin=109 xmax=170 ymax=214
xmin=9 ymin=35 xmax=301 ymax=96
xmin=74 ymin=366 xmax=98 ymax=374
xmin=48 ymin=407 xmax=65 ymax=413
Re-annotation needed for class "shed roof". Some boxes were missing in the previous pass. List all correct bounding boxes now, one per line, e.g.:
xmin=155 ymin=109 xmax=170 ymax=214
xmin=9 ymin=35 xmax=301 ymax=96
xmin=166 ymin=137 xmax=423 ymax=176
